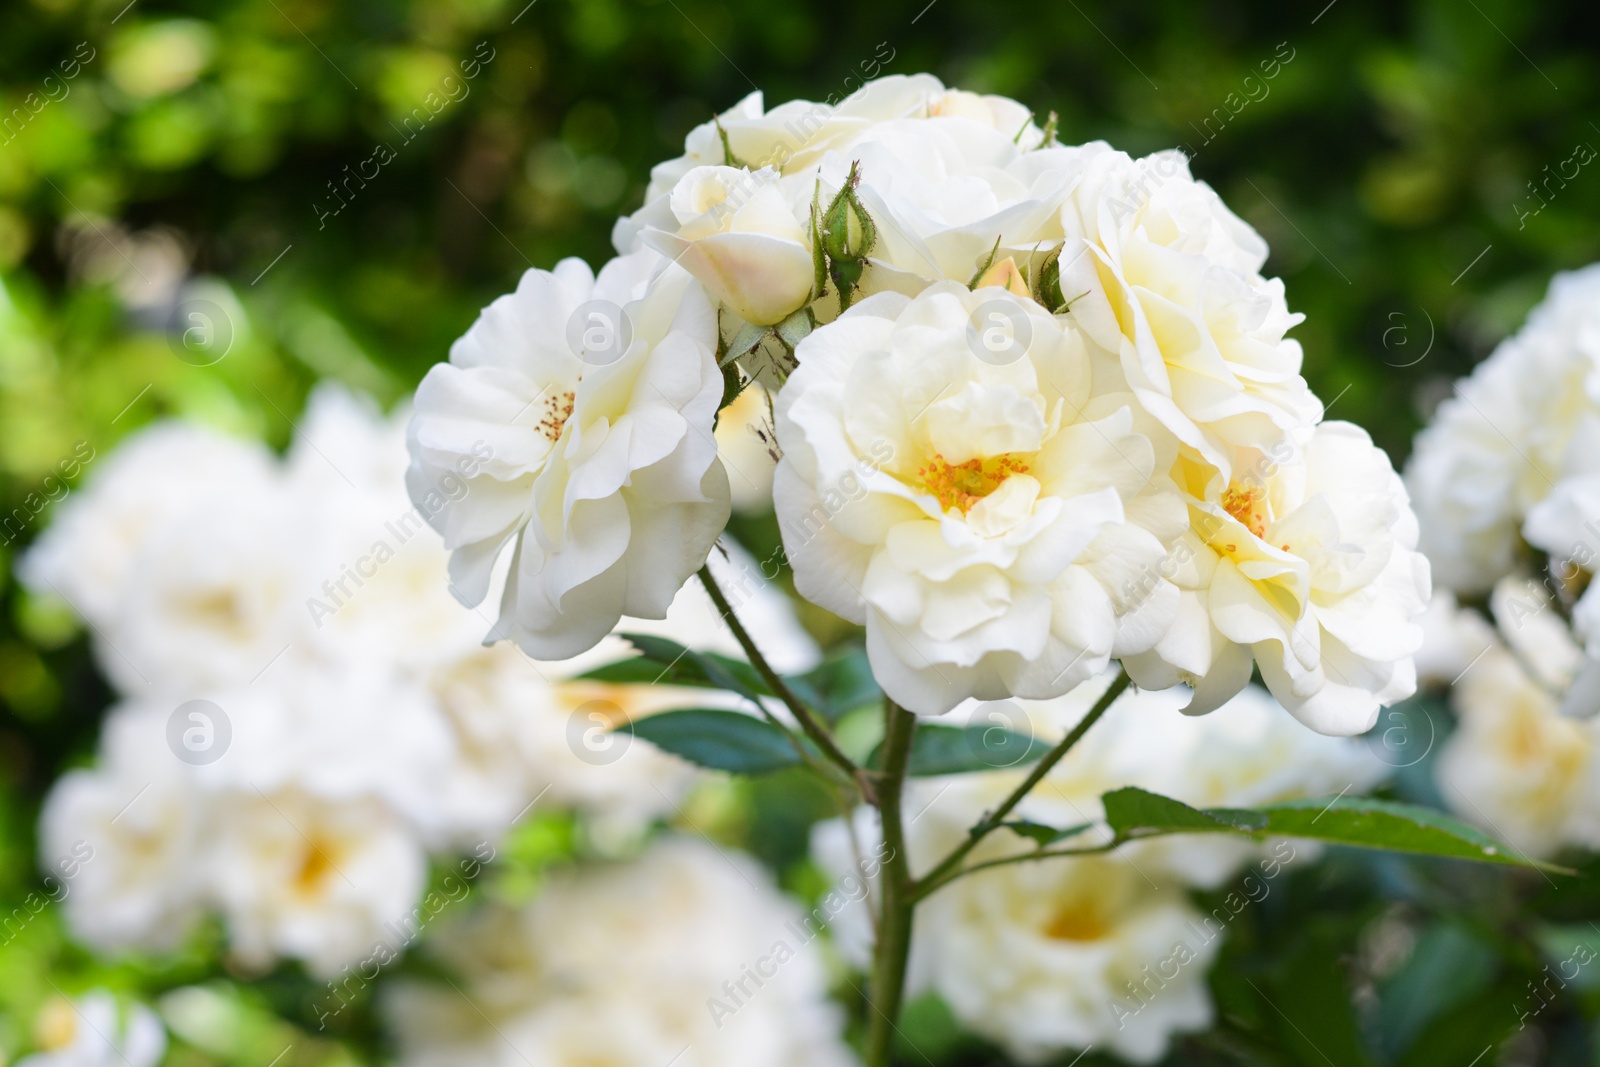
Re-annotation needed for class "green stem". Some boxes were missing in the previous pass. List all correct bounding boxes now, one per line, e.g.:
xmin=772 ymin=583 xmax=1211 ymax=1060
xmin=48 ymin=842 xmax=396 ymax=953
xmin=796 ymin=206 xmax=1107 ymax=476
xmin=865 ymin=698 xmax=917 ymax=1067
xmin=909 ymin=668 xmax=1131 ymax=902
xmin=915 ymin=836 xmax=1128 ymax=899
xmin=697 ymin=564 xmax=867 ymax=794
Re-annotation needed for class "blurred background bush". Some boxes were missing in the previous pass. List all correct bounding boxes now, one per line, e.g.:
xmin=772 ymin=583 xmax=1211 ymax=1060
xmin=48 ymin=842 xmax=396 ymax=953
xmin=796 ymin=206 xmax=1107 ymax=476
xmin=2 ymin=0 xmax=1599 ymax=1064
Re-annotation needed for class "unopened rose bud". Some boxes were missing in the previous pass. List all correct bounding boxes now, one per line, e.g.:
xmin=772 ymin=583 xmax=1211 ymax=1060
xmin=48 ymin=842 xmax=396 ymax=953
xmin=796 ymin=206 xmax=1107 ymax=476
xmin=821 ymin=166 xmax=876 ymax=264
xmin=974 ymin=255 xmax=1030 ymax=298
xmin=641 ymin=165 xmax=814 ymax=326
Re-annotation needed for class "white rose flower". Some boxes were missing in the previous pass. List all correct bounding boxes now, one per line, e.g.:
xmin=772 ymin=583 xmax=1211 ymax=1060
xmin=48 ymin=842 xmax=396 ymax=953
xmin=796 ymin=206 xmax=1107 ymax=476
xmin=206 ymin=787 xmax=428 ymax=977
xmin=108 ymin=477 xmax=308 ymax=692
xmin=1436 ymin=643 xmax=1600 ymax=859
xmin=616 ymin=74 xmax=1039 ymax=252
xmin=19 ymin=992 xmax=166 ymax=1067
xmin=19 ymin=424 xmax=273 ymax=627
xmin=1057 ymin=148 xmax=1322 ymax=480
xmin=919 ymin=855 xmax=1216 ymax=1065
xmin=407 ymin=249 xmax=731 ymax=661
xmin=386 ymin=837 xmax=855 ymax=1067
xmin=1524 ymin=475 xmax=1600 ymax=656
xmin=775 ymin=282 xmax=1183 ymax=715
xmin=640 ymin=166 xmax=815 ymax=325
xmin=40 ymin=765 xmax=206 ymax=954
xmin=1125 ymin=422 xmax=1431 ymax=734
xmin=289 ymin=384 xmax=486 ymax=672
xmin=811 ymin=132 xmax=1093 ymax=299
xmin=1407 ymin=263 xmax=1600 ymax=594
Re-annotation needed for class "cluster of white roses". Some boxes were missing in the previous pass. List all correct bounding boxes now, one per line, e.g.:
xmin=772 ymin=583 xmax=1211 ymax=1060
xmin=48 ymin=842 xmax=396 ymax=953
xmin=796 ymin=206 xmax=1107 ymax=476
xmin=22 ymin=383 xmax=821 ymax=978
xmin=411 ymin=72 xmax=1429 ymax=732
xmin=1408 ymin=264 xmax=1600 ymax=859
xmin=812 ymin=679 xmax=1383 ymax=1064
xmin=386 ymin=837 xmax=856 ymax=1067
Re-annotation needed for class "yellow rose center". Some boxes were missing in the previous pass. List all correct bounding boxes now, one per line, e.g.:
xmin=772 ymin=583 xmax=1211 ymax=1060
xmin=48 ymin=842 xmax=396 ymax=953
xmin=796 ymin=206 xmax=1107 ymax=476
xmin=918 ymin=452 xmax=1031 ymax=513
xmin=1221 ymin=482 xmax=1269 ymax=539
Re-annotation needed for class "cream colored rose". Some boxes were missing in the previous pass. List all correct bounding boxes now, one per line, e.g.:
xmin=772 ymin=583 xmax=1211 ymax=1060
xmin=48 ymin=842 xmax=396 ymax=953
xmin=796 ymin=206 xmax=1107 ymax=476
xmin=774 ymin=283 xmax=1184 ymax=715
xmin=641 ymin=165 xmax=814 ymax=326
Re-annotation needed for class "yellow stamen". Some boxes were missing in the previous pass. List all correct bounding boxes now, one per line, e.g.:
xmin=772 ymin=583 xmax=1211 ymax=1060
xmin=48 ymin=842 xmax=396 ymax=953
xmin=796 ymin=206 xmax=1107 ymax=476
xmin=1221 ymin=482 xmax=1269 ymax=539
xmin=918 ymin=452 xmax=1031 ymax=513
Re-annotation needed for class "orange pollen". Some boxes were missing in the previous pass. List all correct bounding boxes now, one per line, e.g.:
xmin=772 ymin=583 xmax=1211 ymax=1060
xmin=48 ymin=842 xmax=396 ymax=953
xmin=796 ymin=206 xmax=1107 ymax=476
xmin=538 ymin=391 xmax=576 ymax=442
xmin=917 ymin=452 xmax=1030 ymax=513
xmin=1221 ymin=482 xmax=1269 ymax=540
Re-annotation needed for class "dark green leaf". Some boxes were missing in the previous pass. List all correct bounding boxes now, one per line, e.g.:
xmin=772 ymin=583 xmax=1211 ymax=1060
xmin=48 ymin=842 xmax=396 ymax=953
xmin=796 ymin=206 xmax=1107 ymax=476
xmin=866 ymin=723 xmax=1046 ymax=776
xmin=578 ymin=634 xmax=771 ymax=701
xmin=785 ymin=646 xmax=880 ymax=722
xmin=1101 ymin=787 xmax=1567 ymax=872
xmin=1377 ymin=923 xmax=1498 ymax=1060
xmin=1102 ymin=786 xmax=1267 ymax=835
xmin=630 ymin=709 xmax=801 ymax=775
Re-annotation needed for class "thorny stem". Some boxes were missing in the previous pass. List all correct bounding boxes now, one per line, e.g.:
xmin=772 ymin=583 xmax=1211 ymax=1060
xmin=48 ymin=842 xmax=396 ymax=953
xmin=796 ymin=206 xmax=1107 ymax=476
xmin=864 ymin=697 xmax=917 ymax=1067
xmin=696 ymin=563 xmax=870 ymax=797
xmin=908 ymin=668 xmax=1132 ymax=903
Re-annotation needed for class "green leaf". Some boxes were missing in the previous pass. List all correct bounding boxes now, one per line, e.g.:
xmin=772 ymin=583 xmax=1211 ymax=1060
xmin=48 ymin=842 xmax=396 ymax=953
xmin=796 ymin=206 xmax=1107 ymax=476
xmin=867 ymin=723 xmax=1046 ymax=776
xmin=630 ymin=709 xmax=801 ymax=775
xmin=1102 ymin=786 xmax=1266 ymax=835
xmin=1101 ymin=787 xmax=1568 ymax=872
xmin=577 ymin=634 xmax=770 ymax=702
xmin=1377 ymin=923 xmax=1497 ymax=1060
xmin=784 ymin=646 xmax=880 ymax=722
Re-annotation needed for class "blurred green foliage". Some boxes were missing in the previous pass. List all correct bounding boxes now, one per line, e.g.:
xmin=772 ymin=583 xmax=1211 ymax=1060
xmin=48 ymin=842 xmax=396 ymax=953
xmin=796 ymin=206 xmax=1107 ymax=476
xmin=1 ymin=0 xmax=1598 ymax=1064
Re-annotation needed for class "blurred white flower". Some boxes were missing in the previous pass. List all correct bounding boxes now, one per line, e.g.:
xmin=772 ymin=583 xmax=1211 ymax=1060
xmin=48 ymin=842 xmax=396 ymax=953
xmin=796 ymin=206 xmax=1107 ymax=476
xmin=1413 ymin=590 xmax=1496 ymax=689
xmin=386 ymin=837 xmax=855 ymax=1067
xmin=775 ymin=283 xmax=1183 ymax=715
xmin=1436 ymin=642 xmax=1600 ymax=859
xmin=109 ymin=476 xmax=308 ymax=692
xmin=1126 ymin=422 xmax=1431 ymax=735
xmin=916 ymin=855 xmax=1216 ymax=1065
xmin=40 ymin=765 xmax=204 ymax=954
xmin=20 ymin=423 xmax=276 ymax=665
xmin=812 ymin=681 xmax=1381 ymax=1063
xmin=407 ymin=249 xmax=730 ymax=661
xmin=207 ymin=788 xmax=428 ymax=978
xmin=19 ymin=991 xmax=165 ymax=1067
xmin=1406 ymin=263 xmax=1600 ymax=594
